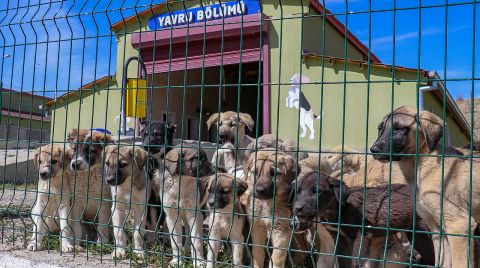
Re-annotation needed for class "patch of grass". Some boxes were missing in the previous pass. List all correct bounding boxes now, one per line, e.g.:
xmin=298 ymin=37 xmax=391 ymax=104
xmin=0 ymin=205 xmax=30 ymax=219
xmin=40 ymin=234 xmax=61 ymax=251
xmin=1 ymin=182 xmax=36 ymax=191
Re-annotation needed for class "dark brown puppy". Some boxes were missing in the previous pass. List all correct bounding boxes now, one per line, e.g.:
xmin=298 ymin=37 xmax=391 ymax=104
xmin=292 ymin=171 xmax=435 ymax=267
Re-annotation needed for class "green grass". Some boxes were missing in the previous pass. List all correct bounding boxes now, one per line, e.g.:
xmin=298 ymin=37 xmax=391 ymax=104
xmin=1 ymin=182 xmax=36 ymax=191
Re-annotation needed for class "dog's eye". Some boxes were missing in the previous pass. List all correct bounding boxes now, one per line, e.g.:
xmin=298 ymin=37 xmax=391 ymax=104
xmin=119 ymin=163 xmax=128 ymax=168
xmin=51 ymin=160 xmax=58 ymax=165
xmin=270 ymin=168 xmax=276 ymax=177
xmin=377 ymin=123 xmax=384 ymax=131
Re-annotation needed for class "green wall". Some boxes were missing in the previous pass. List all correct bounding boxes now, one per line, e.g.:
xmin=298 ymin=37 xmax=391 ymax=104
xmin=270 ymin=57 xmax=470 ymax=149
xmin=47 ymin=80 xmax=137 ymax=142
xmin=423 ymin=93 xmax=469 ymax=146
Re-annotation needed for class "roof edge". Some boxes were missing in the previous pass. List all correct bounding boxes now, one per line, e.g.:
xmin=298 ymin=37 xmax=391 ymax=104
xmin=308 ymin=0 xmax=381 ymax=64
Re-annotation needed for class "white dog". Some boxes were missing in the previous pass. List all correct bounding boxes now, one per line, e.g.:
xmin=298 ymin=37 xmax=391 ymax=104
xmin=285 ymin=74 xmax=322 ymax=140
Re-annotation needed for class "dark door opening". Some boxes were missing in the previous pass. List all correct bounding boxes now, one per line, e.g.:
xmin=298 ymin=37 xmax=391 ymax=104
xmin=148 ymin=61 xmax=263 ymax=142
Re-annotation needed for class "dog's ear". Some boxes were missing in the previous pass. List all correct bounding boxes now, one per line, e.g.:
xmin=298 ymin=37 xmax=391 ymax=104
xmin=165 ymin=148 xmax=181 ymax=174
xmin=419 ymin=111 xmax=444 ymax=151
xmin=67 ymin=129 xmax=78 ymax=143
xmin=288 ymin=180 xmax=297 ymax=205
xmin=64 ymin=147 xmax=73 ymax=164
xmin=206 ymin=113 xmax=221 ymax=129
xmin=329 ymin=176 xmax=348 ymax=205
xmin=91 ymin=132 xmax=113 ymax=147
xmin=34 ymin=147 xmax=41 ymax=169
xmin=132 ymin=147 xmax=148 ymax=171
xmin=278 ymin=154 xmax=298 ymax=178
xmin=238 ymin=113 xmax=254 ymax=131
xmin=235 ymin=180 xmax=248 ymax=196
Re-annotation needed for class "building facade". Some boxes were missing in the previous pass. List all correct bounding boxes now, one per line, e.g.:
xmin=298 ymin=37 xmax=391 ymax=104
xmin=47 ymin=0 xmax=473 ymax=148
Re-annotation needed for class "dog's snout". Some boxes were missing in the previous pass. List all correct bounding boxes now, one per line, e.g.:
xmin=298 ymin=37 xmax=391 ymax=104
xmin=208 ymin=200 xmax=216 ymax=207
xmin=292 ymin=205 xmax=303 ymax=216
xmin=106 ymin=177 xmax=116 ymax=185
xmin=39 ymin=170 xmax=49 ymax=179
xmin=71 ymin=160 xmax=80 ymax=170
xmin=255 ymin=184 xmax=273 ymax=199
xmin=370 ymin=144 xmax=381 ymax=154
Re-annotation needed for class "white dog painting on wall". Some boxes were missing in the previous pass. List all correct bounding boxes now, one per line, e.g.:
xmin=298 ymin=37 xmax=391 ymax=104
xmin=285 ymin=74 xmax=322 ymax=140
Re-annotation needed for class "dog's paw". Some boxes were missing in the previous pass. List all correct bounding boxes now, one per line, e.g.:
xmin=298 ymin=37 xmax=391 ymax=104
xmin=133 ymin=249 xmax=145 ymax=259
xmin=169 ymin=257 xmax=184 ymax=267
xmin=26 ymin=242 xmax=40 ymax=251
xmin=111 ymin=248 xmax=127 ymax=259
xmin=193 ymin=260 xmax=207 ymax=268
xmin=61 ymin=244 xmax=75 ymax=253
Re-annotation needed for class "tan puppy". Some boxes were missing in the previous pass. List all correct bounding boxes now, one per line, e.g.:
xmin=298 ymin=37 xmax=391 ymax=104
xmin=28 ymin=145 xmax=77 ymax=252
xmin=67 ymin=129 xmax=112 ymax=244
xmin=152 ymin=146 xmax=213 ymax=267
xmin=207 ymin=111 xmax=255 ymax=173
xmin=244 ymin=151 xmax=298 ymax=268
xmin=371 ymin=106 xmax=480 ymax=268
xmin=326 ymin=145 xmax=405 ymax=187
xmin=103 ymin=145 xmax=150 ymax=259
xmin=205 ymin=173 xmax=248 ymax=268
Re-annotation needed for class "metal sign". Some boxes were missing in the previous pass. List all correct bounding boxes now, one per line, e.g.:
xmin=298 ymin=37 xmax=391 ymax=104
xmin=148 ymin=0 xmax=261 ymax=30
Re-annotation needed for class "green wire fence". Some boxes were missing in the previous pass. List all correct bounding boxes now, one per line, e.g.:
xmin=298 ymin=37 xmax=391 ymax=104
xmin=0 ymin=0 xmax=478 ymax=267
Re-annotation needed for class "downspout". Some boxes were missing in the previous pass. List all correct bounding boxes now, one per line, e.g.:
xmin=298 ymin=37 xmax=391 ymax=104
xmin=419 ymin=83 xmax=451 ymax=146
xmin=121 ymin=56 xmax=147 ymax=136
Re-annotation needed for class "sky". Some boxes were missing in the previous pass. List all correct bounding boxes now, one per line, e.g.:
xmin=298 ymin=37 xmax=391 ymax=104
xmin=0 ymin=0 xmax=478 ymax=99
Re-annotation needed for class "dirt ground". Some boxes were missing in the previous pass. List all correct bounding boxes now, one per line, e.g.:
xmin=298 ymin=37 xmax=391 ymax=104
xmin=0 ymin=189 xmax=135 ymax=267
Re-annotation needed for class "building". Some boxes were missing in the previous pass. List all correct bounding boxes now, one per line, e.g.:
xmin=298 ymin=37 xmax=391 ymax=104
xmin=47 ymin=0 xmax=474 ymax=148
xmin=1 ymin=88 xmax=51 ymax=148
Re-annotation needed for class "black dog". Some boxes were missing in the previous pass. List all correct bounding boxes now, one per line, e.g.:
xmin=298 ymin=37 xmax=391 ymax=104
xmin=292 ymin=172 xmax=435 ymax=267
xmin=141 ymin=121 xmax=176 ymax=155
xmin=140 ymin=121 xmax=176 ymax=243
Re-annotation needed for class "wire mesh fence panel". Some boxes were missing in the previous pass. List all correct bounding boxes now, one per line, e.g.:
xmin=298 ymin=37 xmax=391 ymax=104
xmin=0 ymin=0 xmax=478 ymax=267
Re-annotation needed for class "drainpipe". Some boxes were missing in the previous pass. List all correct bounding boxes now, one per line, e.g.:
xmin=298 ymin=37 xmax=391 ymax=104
xmin=419 ymin=84 xmax=451 ymax=146
xmin=121 ymin=56 xmax=147 ymax=136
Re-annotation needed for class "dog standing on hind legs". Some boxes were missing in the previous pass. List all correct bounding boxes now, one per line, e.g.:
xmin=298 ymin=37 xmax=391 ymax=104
xmin=151 ymin=146 xmax=214 ymax=267
xmin=67 ymin=129 xmax=112 ymax=245
xmin=28 ymin=145 xmax=78 ymax=252
xmin=370 ymin=106 xmax=480 ymax=268
xmin=103 ymin=145 xmax=150 ymax=259
xmin=285 ymin=74 xmax=322 ymax=140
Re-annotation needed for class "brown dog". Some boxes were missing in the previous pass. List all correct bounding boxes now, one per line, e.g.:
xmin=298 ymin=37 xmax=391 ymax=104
xmin=28 ymin=145 xmax=77 ymax=252
xmin=244 ymin=151 xmax=298 ymax=268
xmin=103 ymin=145 xmax=150 ymax=259
xmin=67 ymin=129 xmax=112 ymax=244
xmin=153 ymin=146 xmax=213 ymax=267
xmin=207 ymin=111 xmax=255 ymax=173
xmin=205 ymin=173 xmax=248 ymax=268
xmin=371 ymin=106 xmax=479 ymax=267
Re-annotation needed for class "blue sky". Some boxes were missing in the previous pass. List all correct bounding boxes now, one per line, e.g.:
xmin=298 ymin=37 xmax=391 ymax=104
xmin=0 ymin=0 xmax=478 ymax=99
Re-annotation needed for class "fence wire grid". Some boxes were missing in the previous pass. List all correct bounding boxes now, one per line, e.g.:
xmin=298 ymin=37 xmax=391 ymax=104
xmin=0 ymin=0 xmax=479 ymax=267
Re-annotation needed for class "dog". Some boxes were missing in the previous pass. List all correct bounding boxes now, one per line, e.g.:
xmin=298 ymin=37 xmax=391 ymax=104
xmin=205 ymin=173 xmax=248 ymax=268
xmin=285 ymin=74 xmax=322 ymax=140
xmin=67 ymin=129 xmax=112 ymax=244
xmin=103 ymin=145 xmax=150 ymax=259
xmin=211 ymin=142 xmax=244 ymax=179
xmin=370 ymin=106 xmax=480 ymax=267
xmin=28 ymin=145 xmax=78 ymax=252
xmin=206 ymin=111 xmax=255 ymax=173
xmin=292 ymin=171 xmax=435 ymax=268
xmin=151 ymin=146 xmax=213 ymax=267
xmin=326 ymin=145 xmax=406 ymax=187
xmin=141 ymin=121 xmax=176 ymax=156
xmin=244 ymin=151 xmax=298 ymax=268
xmin=140 ymin=121 xmax=176 ymax=242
